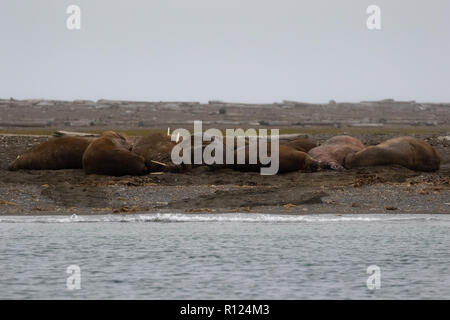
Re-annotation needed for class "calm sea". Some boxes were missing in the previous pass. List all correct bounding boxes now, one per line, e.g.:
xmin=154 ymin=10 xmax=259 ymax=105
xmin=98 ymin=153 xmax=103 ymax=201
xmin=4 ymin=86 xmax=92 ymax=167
xmin=0 ymin=213 xmax=449 ymax=299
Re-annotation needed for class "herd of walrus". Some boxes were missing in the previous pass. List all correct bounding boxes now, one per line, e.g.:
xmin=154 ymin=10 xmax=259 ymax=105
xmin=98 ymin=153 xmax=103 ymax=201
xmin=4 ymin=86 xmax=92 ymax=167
xmin=7 ymin=131 xmax=441 ymax=175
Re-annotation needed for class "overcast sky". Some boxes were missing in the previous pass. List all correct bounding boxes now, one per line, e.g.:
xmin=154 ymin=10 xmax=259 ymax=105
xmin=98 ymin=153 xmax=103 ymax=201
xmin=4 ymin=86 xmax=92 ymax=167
xmin=0 ymin=0 xmax=449 ymax=103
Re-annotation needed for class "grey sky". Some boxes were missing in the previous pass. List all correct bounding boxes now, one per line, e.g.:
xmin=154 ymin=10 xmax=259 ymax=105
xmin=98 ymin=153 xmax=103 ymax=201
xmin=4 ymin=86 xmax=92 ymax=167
xmin=0 ymin=0 xmax=449 ymax=103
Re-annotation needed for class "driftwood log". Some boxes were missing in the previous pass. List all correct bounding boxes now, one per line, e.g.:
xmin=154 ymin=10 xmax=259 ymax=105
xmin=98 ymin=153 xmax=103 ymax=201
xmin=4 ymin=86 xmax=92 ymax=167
xmin=53 ymin=130 xmax=306 ymax=141
xmin=53 ymin=130 xmax=99 ymax=138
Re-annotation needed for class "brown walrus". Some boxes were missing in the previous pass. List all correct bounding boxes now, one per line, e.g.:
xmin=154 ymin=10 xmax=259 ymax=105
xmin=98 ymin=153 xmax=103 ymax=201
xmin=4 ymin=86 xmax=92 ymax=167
xmin=308 ymin=135 xmax=365 ymax=170
xmin=202 ymin=136 xmax=317 ymax=166
xmin=344 ymin=136 xmax=440 ymax=172
xmin=230 ymin=143 xmax=319 ymax=174
xmin=82 ymin=131 xmax=148 ymax=176
xmin=7 ymin=136 xmax=94 ymax=171
xmin=132 ymin=133 xmax=191 ymax=172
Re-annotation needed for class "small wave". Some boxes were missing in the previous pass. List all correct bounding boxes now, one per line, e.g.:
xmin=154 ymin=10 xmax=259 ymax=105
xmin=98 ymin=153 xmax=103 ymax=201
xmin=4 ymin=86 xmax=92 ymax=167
xmin=0 ymin=213 xmax=445 ymax=224
xmin=133 ymin=214 xmax=443 ymax=223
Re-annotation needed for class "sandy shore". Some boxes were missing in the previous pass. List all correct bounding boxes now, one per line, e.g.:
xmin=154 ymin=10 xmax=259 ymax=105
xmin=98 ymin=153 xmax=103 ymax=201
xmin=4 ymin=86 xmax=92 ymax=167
xmin=0 ymin=131 xmax=448 ymax=215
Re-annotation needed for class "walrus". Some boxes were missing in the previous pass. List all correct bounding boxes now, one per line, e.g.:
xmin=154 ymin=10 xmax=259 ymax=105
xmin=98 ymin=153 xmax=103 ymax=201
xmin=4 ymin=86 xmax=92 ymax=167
xmin=82 ymin=131 xmax=148 ymax=176
xmin=308 ymin=135 xmax=365 ymax=170
xmin=202 ymin=136 xmax=316 ymax=162
xmin=344 ymin=136 xmax=440 ymax=172
xmin=7 ymin=136 xmax=94 ymax=171
xmin=230 ymin=143 xmax=319 ymax=174
xmin=132 ymin=133 xmax=191 ymax=172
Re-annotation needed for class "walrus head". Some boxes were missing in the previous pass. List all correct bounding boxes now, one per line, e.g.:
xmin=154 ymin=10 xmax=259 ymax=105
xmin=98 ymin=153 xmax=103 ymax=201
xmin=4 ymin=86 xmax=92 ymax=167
xmin=318 ymin=160 xmax=345 ymax=171
xmin=318 ymin=161 xmax=328 ymax=170
xmin=304 ymin=156 xmax=319 ymax=172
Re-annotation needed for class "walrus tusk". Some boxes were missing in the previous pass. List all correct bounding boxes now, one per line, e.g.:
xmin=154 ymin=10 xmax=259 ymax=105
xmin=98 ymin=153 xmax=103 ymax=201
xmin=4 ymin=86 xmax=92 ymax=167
xmin=176 ymin=132 xmax=180 ymax=143
xmin=150 ymin=160 xmax=167 ymax=167
xmin=167 ymin=127 xmax=170 ymax=136
xmin=150 ymin=172 xmax=164 ymax=175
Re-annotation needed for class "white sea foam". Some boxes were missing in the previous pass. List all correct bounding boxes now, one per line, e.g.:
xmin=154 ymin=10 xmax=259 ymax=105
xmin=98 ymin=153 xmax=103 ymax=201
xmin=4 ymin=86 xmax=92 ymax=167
xmin=0 ymin=213 xmax=445 ymax=224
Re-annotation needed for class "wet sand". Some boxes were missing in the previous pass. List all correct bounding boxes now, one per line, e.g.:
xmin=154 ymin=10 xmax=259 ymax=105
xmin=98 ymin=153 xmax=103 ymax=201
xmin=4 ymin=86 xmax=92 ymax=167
xmin=0 ymin=132 xmax=448 ymax=215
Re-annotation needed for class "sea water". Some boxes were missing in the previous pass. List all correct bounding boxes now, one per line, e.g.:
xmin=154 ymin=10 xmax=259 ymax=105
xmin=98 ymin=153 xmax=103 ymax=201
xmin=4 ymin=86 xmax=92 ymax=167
xmin=0 ymin=213 xmax=449 ymax=299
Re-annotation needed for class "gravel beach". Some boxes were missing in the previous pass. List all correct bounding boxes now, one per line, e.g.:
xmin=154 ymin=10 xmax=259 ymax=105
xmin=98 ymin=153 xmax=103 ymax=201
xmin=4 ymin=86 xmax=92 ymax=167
xmin=1 ymin=131 xmax=448 ymax=215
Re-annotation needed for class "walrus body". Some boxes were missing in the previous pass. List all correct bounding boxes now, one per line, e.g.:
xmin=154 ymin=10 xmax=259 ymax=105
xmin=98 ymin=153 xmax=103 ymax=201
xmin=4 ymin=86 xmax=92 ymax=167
xmin=308 ymin=135 xmax=365 ymax=170
xmin=82 ymin=131 xmax=148 ymax=176
xmin=205 ymin=136 xmax=317 ymax=166
xmin=344 ymin=136 xmax=440 ymax=172
xmin=132 ymin=133 xmax=191 ymax=172
xmin=230 ymin=143 xmax=319 ymax=174
xmin=8 ymin=137 xmax=94 ymax=171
